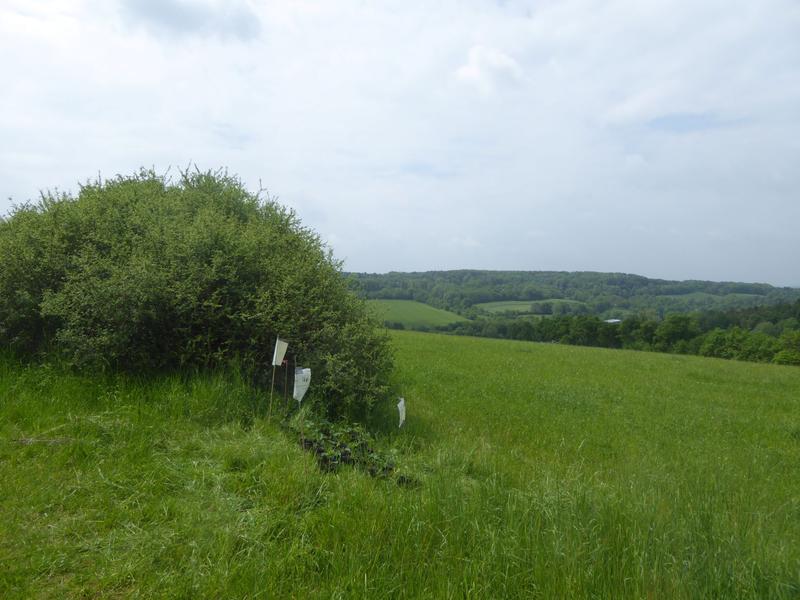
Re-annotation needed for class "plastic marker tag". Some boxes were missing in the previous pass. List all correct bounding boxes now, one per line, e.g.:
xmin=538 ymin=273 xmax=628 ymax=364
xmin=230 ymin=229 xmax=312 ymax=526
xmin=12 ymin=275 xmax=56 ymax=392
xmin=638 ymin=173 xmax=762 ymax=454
xmin=293 ymin=368 xmax=311 ymax=403
xmin=397 ymin=397 xmax=406 ymax=428
xmin=272 ymin=337 xmax=288 ymax=366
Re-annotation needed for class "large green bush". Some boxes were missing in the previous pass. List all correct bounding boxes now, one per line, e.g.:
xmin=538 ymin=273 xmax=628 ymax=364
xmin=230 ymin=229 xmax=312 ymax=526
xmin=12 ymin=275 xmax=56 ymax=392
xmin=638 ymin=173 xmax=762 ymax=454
xmin=0 ymin=169 xmax=392 ymax=418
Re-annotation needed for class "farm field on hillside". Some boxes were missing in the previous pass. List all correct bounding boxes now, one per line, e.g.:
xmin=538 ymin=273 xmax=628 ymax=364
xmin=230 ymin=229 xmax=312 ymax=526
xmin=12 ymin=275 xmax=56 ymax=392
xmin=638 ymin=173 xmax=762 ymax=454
xmin=368 ymin=299 xmax=467 ymax=327
xmin=476 ymin=298 xmax=586 ymax=313
xmin=662 ymin=291 xmax=762 ymax=300
xmin=2 ymin=334 xmax=800 ymax=597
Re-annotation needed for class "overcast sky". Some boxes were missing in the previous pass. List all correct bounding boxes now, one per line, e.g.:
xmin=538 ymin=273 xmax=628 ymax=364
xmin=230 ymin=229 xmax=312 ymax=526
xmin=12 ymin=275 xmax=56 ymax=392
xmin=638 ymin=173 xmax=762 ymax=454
xmin=2 ymin=1 xmax=799 ymax=285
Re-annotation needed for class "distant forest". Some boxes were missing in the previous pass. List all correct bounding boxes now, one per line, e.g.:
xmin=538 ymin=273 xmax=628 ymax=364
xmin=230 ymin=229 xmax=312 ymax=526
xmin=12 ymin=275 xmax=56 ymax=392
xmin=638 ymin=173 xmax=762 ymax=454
xmin=350 ymin=270 xmax=800 ymax=318
xmin=349 ymin=271 xmax=800 ymax=365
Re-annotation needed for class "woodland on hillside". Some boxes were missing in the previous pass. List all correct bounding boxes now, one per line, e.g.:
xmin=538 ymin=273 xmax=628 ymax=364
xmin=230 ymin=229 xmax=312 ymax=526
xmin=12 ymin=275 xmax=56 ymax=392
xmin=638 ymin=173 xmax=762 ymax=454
xmin=351 ymin=270 xmax=800 ymax=317
xmin=355 ymin=272 xmax=800 ymax=365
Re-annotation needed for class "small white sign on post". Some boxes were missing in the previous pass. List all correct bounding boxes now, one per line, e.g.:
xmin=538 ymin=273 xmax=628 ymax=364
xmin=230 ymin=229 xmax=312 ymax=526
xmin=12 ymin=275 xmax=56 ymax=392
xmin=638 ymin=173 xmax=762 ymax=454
xmin=397 ymin=397 xmax=406 ymax=428
xmin=272 ymin=337 xmax=289 ymax=366
xmin=293 ymin=368 xmax=311 ymax=404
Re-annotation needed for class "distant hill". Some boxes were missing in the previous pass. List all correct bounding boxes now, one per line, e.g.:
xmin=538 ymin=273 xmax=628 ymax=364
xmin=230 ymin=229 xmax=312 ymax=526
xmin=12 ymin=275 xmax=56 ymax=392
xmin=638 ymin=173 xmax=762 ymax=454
xmin=349 ymin=270 xmax=800 ymax=318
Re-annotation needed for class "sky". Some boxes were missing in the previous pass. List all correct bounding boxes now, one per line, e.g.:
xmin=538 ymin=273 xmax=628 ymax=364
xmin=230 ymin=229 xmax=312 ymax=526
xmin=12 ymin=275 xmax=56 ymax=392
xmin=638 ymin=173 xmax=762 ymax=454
xmin=1 ymin=0 xmax=799 ymax=286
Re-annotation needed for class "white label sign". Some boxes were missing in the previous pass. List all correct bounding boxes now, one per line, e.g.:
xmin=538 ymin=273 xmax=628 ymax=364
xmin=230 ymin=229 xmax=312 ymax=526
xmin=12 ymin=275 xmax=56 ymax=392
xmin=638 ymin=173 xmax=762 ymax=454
xmin=293 ymin=368 xmax=311 ymax=403
xmin=272 ymin=337 xmax=289 ymax=366
xmin=397 ymin=397 xmax=406 ymax=428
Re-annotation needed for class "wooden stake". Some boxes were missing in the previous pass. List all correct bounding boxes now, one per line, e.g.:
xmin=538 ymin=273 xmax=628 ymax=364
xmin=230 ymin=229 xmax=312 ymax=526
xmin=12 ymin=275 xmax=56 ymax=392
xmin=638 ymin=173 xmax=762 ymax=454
xmin=295 ymin=356 xmax=305 ymax=446
xmin=284 ymin=361 xmax=289 ymax=403
xmin=268 ymin=364 xmax=277 ymax=420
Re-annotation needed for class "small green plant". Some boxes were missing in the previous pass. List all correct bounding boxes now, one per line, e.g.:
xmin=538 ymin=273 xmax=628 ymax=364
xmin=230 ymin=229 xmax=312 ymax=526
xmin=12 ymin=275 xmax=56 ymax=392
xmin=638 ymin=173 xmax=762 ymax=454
xmin=290 ymin=416 xmax=401 ymax=479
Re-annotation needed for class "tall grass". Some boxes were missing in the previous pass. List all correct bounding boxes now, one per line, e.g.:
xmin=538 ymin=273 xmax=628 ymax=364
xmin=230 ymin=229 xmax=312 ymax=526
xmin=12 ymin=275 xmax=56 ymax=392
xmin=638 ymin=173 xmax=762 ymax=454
xmin=2 ymin=333 xmax=800 ymax=598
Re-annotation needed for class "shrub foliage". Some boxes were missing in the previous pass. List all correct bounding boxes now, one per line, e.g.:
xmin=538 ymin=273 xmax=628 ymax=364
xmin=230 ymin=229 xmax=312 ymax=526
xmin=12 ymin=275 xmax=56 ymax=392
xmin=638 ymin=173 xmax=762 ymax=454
xmin=0 ymin=169 xmax=392 ymax=418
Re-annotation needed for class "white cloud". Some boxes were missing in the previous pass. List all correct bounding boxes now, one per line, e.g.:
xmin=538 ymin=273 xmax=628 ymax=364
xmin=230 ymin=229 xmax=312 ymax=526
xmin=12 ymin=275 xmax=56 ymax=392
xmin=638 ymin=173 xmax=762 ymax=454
xmin=0 ymin=0 xmax=798 ymax=284
xmin=455 ymin=45 xmax=523 ymax=94
xmin=119 ymin=0 xmax=261 ymax=41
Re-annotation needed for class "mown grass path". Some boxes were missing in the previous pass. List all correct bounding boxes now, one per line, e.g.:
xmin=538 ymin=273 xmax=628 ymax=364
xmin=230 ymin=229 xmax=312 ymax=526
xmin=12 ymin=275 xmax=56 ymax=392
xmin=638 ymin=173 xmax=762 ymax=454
xmin=2 ymin=333 xmax=800 ymax=598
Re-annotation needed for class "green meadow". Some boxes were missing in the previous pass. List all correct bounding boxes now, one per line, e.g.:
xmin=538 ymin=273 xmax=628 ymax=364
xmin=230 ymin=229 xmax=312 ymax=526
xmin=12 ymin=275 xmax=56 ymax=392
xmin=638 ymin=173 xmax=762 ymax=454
xmin=476 ymin=299 xmax=586 ymax=314
xmin=368 ymin=299 xmax=467 ymax=328
xmin=2 ymin=332 xmax=800 ymax=598
xmin=661 ymin=291 xmax=763 ymax=301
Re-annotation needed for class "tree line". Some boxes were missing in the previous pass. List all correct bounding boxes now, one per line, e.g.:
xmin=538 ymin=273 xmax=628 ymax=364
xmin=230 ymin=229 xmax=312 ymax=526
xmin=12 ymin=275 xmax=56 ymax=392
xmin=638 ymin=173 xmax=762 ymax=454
xmin=387 ymin=300 xmax=800 ymax=366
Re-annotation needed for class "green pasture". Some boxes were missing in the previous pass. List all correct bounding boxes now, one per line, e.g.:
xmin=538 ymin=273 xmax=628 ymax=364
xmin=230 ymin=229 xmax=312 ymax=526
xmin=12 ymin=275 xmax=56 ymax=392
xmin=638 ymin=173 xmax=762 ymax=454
xmin=661 ymin=291 xmax=763 ymax=300
xmin=2 ymin=333 xmax=800 ymax=598
xmin=476 ymin=299 xmax=586 ymax=314
xmin=368 ymin=299 xmax=467 ymax=328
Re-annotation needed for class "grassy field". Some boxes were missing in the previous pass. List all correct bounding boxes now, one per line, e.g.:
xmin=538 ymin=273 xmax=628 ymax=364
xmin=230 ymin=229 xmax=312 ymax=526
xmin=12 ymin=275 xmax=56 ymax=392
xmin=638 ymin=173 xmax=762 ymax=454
xmin=2 ymin=333 xmax=800 ymax=597
xmin=476 ymin=299 xmax=586 ymax=314
xmin=662 ymin=292 xmax=763 ymax=300
xmin=368 ymin=299 xmax=467 ymax=328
